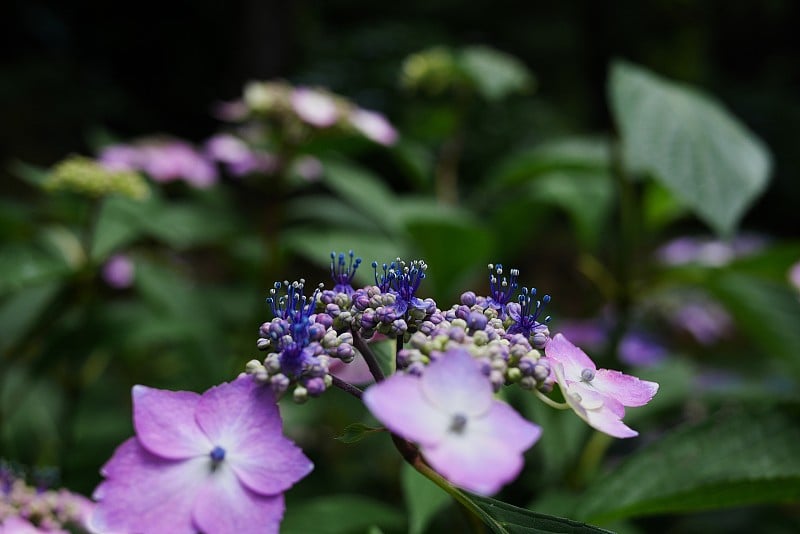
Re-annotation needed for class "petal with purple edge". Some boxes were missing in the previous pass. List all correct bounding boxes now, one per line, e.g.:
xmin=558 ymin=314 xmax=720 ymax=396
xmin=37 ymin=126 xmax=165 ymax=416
xmin=545 ymin=333 xmax=597 ymax=378
xmin=422 ymin=433 xmax=524 ymax=496
xmin=132 ymin=385 xmax=210 ymax=460
xmin=363 ymin=374 xmax=449 ymax=446
xmin=592 ymin=369 xmax=660 ymax=407
xmin=193 ymin=462 xmax=285 ymax=534
xmin=421 ymin=349 xmax=493 ymax=417
xmin=89 ymin=438 xmax=208 ymax=534
xmin=474 ymin=401 xmax=542 ymax=453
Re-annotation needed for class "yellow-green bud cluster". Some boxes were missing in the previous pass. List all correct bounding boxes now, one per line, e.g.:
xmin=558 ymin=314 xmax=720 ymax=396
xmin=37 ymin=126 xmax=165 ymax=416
xmin=45 ymin=156 xmax=148 ymax=200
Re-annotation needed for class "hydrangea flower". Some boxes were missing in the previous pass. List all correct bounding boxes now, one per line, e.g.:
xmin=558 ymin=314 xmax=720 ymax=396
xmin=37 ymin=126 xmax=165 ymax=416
xmin=102 ymin=254 xmax=135 ymax=289
xmin=290 ymin=88 xmax=339 ymax=128
xmin=364 ymin=348 xmax=541 ymax=495
xmin=545 ymin=333 xmax=659 ymax=438
xmin=90 ymin=376 xmax=313 ymax=534
xmin=349 ymin=109 xmax=398 ymax=146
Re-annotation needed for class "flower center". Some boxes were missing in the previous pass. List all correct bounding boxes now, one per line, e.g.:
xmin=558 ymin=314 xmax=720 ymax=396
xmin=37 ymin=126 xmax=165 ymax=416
xmin=210 ymin=445 xmax=226 ymax=463
xmin=449 ymin=413 xmax=468 ymax=434
xmin=581 ymin=368 xmax=595 ymax=382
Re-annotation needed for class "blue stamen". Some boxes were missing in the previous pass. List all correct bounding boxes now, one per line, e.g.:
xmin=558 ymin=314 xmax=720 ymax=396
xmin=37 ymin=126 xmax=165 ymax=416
xmin=330 ymin=250 xmax=362 ymax=294
xmin=487 ymin=263 xmax=519 ymax=307
xmin=265 ymin=279 xmax=321 ymax=322
xmin=210 ymin=446 xmax=226 ymax=463
xmin=508 ymin=286 xmax=552 ymax=337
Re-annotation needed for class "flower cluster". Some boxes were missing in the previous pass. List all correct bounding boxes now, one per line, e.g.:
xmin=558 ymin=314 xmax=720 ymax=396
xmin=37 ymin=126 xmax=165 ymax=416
xmin=248 ymin=279 xmax=357 ymax=402
xmin=235 ymin=81 xmax=398 ymax=146
xmin=44 ymin=155 xmax=149 ymax=200
xmin=0 ymin=462 xmax=93 ymax=533
xmin=99 ymin=139 xmax=218 ymax=188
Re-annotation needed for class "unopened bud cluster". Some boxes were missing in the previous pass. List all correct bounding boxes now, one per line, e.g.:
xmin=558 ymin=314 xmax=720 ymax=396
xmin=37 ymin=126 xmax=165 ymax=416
xmin=45 ymin=156 xmax=149 ymax=200
xmin=247 ymin=254 xmax=553 ymax=401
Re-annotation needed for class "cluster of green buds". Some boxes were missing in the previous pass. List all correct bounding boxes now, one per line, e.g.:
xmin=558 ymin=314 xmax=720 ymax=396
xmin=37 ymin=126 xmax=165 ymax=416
xmin=44 ymin=156 xmax=149 ymax=200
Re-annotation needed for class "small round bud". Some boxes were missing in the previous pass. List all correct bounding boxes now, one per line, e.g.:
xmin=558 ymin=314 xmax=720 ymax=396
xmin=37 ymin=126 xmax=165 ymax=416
xmin=532 ymin=332 xmax=548 ymax=349
xmin=460 ymin=291 xmax=477 ymax=306
xmin=245 ymin=359 xmax=263 ymax=374
xmin=293 ymin=386 xmax=309 ymax=403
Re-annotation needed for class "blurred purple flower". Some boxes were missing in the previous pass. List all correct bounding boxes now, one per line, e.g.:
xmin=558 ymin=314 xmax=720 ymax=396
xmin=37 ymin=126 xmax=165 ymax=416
xmin=350 ymin=109 xmax=398 ymax=146
xmin=0 ymin=516 xmax=40 ymax=534
xmin=328 ymin=352 xmax=374 ymax=385
xmin=90 ymin=376 xmax=313 ymax=534
xmin=789 ymin=260 xmax=800 ymax=292
xmin=546 ymin=333 xmax=659 ymax=438
xmin=670 ymin=299 xmax=733 ymax=345
xmin=205 ymin=134 xmax=277 ymax=176
xmin=213 ymin=99 xmax=249 ymax=122
xmin=364 ymin=348 xmax=541 ymax=495
xmin=656 ymin=234 xmax=768 ymax=267
xmin=290 ymin=88 xmax=339 ymax=128
xmin=292 ymin=156 xmax=324 ymax=182
xmin=618 ymin=331 xmax=668 ymax=367
xmin=102 ymin=254 xmax=135 ymax=289
xmin=98 ymin=144 xmax=141 ymax=172
xmin=99 ymin=140 xmax=218 ymax=188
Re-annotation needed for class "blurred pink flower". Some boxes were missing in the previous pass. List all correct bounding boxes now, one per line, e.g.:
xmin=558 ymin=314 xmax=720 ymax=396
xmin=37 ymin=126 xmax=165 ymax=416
xmin=546 ymin=333 xmax=659 ymax=438
xmin=789 ymin=260 xmax=800 ymax=291
xmin=350 ymin=109 xmax=398 ymax=146
xmin=290 ymin=88 xmax=339 ymax=128
xmin=364 ymin=348 xmax=541 ymax=495
xmin=205 ymin=134 xmax=277 ymax=176
xmin=102 ymin=254 xmax=135 ymax=289
xmin=292 ymin=156 xmax=324 ymax=182
xmin=328 ymin=352 xmax=373 ymax=385
xmin=90 ymin=376 xmax=313 ymax=534
xmin=656 ymin=234 xmax=767 ymax=267
xmin=99 ymin=140 xmax=218 ymax=188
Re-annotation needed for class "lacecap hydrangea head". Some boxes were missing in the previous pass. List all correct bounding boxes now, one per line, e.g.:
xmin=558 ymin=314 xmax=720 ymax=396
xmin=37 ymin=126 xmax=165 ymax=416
xmin=248 ymin=279 xmax=356 ymax=402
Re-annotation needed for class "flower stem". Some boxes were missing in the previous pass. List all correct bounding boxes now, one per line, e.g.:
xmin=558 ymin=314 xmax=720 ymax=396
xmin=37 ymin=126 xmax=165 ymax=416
xmin=331 ymin=376 xmax=364 ymax=400
xmin=534 ymin=389 xmax=570 ymax=410
xmin=352 ymin=330 xmax=385 ymax=382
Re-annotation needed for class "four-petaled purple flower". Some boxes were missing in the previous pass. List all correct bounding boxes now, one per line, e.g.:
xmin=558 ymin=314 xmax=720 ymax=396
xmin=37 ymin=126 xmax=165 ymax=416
xmin=364 ymin=348 xmax=541 ymax=495
xmin=89 ymin=376 xmax=313 ymax=534
xmin=545 ymin=333 xmax=659 ymax=438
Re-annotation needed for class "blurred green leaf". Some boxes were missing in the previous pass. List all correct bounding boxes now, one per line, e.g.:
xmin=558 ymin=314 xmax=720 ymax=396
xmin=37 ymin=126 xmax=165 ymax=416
xmin=370 ymin=338 xmax=397 ymax=377
xmin=528 ymin=171 xmax=614 ymax=247
xmin=285 ymin=195 xmax=379 ymax=232
xmin=322 ymin=160 xmax=401 ymax=233
xmin=282 ymin=495 xmax=405 ymax=534
xmin=402 ymin=463 xmax=451 ymax=534
xmin=282 ymin=228 xmax=408 ymax=286
xmin=9 ymin=160 xmax=50 ymax=187
xmin=609 ymin=60 xmax=771 ymax=236
xmin=642 ymin=180 xmax=690 ymax=232
xmin=0 ymin=243 xmax=73 ymax=295
xmin=91 ymin=196 xmax=150 ymax=261
xmin=487 ymin=137 xmax=610 ymax=188
xmin=458 ymin=46 xmax=534 ymax=101
xmin=391 ymin=139 xmax=435 ymax=189
xmin=576 ymin=405 xmax=800 ymax=522
xmin=0 ymin=281 xmax=61 ymax=356
xmin=334 ymin=423 xmax=385 ymax=444
xmin=708 ymin=272 xmax=800 ymax=377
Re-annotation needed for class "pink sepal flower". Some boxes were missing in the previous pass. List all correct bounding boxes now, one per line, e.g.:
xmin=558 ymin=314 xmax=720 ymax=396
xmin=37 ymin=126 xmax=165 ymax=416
xmin=350 ymin=109 xmax=398 ymax=146
xmin=90 ymin=375 xmax=313 ymax=534
xmin=546 ymin=333 xmax=659 ymax=438
xmin=364 ymin=348 xmax=541 ymax=495
xmin=290 ymin=88 xmax=339 ymax=128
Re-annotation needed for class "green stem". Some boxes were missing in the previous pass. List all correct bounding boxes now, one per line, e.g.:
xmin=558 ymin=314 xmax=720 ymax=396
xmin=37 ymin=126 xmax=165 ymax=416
xmin=534 ymin=389 xmax=570 ymax=410
xmin=331 ymin=376 xmax=364 ymax=400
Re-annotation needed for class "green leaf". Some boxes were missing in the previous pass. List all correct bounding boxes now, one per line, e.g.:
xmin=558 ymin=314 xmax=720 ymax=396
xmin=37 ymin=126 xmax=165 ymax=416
xmin=9 ymin=160 xmax=50 ymax=187
xmin=576 ymin=405 xmax=800 ymax=522
xmin=487 ymin=137 xmax=610 ymax=188
xmin=402 ymin=463 xmax=452 ymax=534
xmin=708 ymin=272 xmax=800 ymax=377
xmin=0 ymin=243 xmax=73 ymax=295
xmin=282 ymin=495 xmax=405 ymax=534
xmin=0 ymin=281 xmax=62 ymax=356
xmin=322 ymin=160 xmax=401 ymax=233
xmin=609 ymin=60 xmax=771 ymax=235
xmin=528 ymin=171 xmax=614 ymax=247
xmin=91 ymin=196 xmax=150 ymax=261
xmin=334 ymin=423 xmax=385 ymax=444
xmin=458 ymin=46 xmax=535 ymax=101
xmin=468 ymin=494 xmax=612 ymax=534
